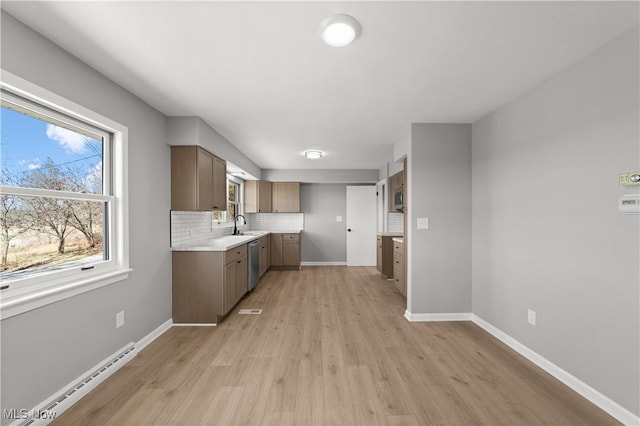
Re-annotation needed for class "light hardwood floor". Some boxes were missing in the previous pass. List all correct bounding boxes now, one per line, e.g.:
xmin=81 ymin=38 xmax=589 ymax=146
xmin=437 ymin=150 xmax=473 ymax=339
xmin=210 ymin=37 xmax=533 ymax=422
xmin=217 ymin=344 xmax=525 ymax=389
xmin=53 ymin=266 xmax=620 ymax=425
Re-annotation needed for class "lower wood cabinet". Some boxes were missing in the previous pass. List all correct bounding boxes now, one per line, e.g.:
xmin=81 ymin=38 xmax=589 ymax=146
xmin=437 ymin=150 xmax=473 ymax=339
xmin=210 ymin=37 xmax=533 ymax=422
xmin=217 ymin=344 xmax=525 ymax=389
xmin=172 ymin=244 xmax=248 ymax=324
xmin=270 ymin=233 xmax=300 ymax=269
xmin=376 ymin=235 xmax=394 ymax=279
xmin=393 ymin=239 xmax=406 ymax=298
xmin=258 ymin=235 xmax=270 ymax=277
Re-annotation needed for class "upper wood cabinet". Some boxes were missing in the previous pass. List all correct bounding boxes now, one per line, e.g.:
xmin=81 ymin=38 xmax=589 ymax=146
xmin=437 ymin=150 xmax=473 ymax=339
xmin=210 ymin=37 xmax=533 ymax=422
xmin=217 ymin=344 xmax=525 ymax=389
xmin=272 ymin=182 xmax=300 ymax=213
xmin=388 ymin=171 xmax=404 ymax=212
xmin=171 ymin=146 xmax=227 ymax=211
xmin=244 ymin=180 xmax=272 ymax=213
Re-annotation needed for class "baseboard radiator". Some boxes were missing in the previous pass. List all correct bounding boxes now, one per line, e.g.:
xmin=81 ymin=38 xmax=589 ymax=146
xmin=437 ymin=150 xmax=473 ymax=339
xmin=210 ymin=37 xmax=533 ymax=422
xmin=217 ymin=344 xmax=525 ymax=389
xmin=12 ymin=343 xmax=136 ymax=426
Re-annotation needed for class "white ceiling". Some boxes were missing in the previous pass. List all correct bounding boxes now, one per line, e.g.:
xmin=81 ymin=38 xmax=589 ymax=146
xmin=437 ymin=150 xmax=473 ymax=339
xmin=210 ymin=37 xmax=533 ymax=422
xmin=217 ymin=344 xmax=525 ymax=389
xmin=3 ymin=1 xmax=638 ymax=171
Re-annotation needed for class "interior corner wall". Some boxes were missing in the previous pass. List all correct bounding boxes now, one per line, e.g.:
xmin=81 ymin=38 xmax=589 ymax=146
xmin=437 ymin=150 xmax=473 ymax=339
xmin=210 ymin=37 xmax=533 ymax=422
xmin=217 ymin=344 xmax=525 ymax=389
xmin=408 ymin=123 xmax=472 ymax=315
xmin=300 ymin=183 xmax=347 ymax=262
xmin=471 ymin=27 xmax=640 ymax=415
xmin=1 ymin=11 xmax=171 ymax=422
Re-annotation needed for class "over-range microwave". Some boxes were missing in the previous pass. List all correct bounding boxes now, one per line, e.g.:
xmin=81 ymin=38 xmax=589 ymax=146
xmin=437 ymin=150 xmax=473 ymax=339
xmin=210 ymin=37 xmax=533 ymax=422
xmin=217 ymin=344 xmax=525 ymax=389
xmin=394 ymin=186 xmax=403 ymax=211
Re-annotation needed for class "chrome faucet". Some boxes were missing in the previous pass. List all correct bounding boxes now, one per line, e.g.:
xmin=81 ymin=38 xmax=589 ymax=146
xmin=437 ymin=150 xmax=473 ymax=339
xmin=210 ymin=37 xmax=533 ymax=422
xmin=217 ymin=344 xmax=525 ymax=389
xmin=233 ymin=214 xmax=246 ymax=235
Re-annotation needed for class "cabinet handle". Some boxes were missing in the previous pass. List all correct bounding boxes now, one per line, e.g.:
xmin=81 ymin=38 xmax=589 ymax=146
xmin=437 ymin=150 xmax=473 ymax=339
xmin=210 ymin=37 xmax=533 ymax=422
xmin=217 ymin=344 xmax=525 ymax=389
xmin=237 ymin=260 xmax=241 ymax=264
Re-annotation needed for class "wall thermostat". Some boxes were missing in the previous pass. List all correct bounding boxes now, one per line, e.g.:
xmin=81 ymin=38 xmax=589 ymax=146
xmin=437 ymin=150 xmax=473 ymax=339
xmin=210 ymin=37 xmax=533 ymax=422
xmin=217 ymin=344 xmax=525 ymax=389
xmin=619 ymin=194 xmax=640 ymax=214
xmin=619 ymin=171 xmax=640 ymax=186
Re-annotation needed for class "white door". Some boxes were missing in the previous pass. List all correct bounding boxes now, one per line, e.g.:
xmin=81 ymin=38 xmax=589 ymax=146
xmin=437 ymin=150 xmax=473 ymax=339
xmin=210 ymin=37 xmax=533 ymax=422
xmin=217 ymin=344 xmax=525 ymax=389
xmin=346 ymin=186 xmax=377 ymax=266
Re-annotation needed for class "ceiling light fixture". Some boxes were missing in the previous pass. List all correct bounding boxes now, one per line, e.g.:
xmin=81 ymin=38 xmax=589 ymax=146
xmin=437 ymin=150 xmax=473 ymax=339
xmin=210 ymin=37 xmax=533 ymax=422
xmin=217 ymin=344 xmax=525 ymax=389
xmin=230 ymin=171 xmax=245 ymax=177
xmin=304 ymin=150 xmax=324 ymax=159
xmin=319 ymin=14 xmax=361 ymax=47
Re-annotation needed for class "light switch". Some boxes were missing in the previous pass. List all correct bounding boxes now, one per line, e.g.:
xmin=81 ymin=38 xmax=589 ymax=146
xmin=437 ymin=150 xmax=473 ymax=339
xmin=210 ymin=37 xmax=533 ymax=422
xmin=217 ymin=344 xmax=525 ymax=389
xmin=417 ymin=217 xmax=429 ymax=229
xmin=336 ymin=216 xmax=343 ymax=222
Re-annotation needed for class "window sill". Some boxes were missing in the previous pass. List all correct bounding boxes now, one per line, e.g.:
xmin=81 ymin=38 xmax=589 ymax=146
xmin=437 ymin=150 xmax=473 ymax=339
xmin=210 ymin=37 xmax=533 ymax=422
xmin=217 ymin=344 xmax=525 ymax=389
xmin=0 ymin=268 xmax=132 ymax=320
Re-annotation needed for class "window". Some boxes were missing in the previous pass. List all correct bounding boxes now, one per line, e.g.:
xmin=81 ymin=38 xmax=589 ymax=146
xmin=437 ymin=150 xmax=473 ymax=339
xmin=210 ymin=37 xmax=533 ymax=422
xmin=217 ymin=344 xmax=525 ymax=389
xmin=0 ymin=71 xmax=129 ymax=319
xmin=227 ymin=178 xmax=241 ymax=220
xmin=212 ymin=175 xmax=243 ymax=224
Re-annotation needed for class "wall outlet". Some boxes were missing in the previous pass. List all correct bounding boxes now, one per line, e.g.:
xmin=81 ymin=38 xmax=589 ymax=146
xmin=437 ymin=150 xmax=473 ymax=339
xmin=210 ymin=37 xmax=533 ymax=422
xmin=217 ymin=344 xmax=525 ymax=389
xmin=336 ymin=216 xmax=343 ymax=222
xmin=527 ymin=309 xmax=536 ymax=326
xmin=116 ymin=311 xmax=125 ymax=328
xmin=417 ymin=217 xmax=429 ymax=229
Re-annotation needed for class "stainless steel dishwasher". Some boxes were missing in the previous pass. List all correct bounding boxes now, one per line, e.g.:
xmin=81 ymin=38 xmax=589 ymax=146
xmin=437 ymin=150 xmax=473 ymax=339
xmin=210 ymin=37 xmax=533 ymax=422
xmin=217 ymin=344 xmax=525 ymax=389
xmin=248 ymin=240 xmax=260 ymax=291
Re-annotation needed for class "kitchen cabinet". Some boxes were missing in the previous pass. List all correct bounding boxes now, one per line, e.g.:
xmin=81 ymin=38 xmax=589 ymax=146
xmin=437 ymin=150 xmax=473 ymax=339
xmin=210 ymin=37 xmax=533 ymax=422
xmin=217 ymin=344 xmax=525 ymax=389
xmin=389 ymin=171 xmax=404 ymax=212
xmin=245 ymin=180 xmax=272 ymax=213
xmin=393 ymin=239 xmax=406 ymax=297
xmin=376 ymin=235 xmax=394 ymax=279
xmin=172 ymin=244 xmax=247 ymax=324
xmin=270 ymin=233 xmax=300 ymax=269
xmin=171 ymin=146 xmax=227 ymax=211
xmin=272 ymin=182 xmax=300 ymax=213
xmin=258 ymin=235 xmax=270 ymax=277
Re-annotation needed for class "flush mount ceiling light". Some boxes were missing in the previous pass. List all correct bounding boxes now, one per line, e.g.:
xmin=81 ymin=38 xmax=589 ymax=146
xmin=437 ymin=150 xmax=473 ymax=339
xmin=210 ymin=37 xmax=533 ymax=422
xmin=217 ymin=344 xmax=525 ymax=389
xmin=304 ymin=150 xmax=324 ymax=159
xmin=319 ymin=14 xmax=361 ymax=47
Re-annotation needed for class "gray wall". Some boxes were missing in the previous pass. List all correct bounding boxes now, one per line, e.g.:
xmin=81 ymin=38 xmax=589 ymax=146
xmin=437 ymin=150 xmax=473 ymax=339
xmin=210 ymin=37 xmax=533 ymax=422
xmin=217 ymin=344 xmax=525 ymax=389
xmin=167 ymin=116 xmax=262 ymax=179
xmin=472 ymin=27 xmax=639 ymax=415
xmin=263 ymin=168 xmax=378 ymax=184
xmin=1 ymin=11 xmax=172 ymax=421
xmin=300 ymin=184 xmax=347 ymax=263
xmin=408 ymin=124 xmax=472 ymax=314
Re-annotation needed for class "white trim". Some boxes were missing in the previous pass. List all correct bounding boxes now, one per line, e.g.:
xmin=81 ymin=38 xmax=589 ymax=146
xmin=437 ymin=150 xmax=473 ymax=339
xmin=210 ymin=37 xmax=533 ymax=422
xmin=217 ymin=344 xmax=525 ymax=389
xmin=0 ymin=69 xmax=130 ymax=319
xmin=136 ymin=319 xmax=173 ymax=352
xmin=300 ymin=261 xmax=347 ymax=266
xmin=404 ymin=310 xmax=472 ymax=322
xmin=10 ymin=318 xmax=173 ymax=425
xmin=0 ymin=186 xmax=112 ymax=202
xmin=471 ymin=314 xmax=640 ymax=426
xmin=10 ymin=342 xmax=136 ymax=426
xmin=1 ymin=269 xmax=131 ymax=320
xmin=172 ymin=323 xmax=217 ymax=327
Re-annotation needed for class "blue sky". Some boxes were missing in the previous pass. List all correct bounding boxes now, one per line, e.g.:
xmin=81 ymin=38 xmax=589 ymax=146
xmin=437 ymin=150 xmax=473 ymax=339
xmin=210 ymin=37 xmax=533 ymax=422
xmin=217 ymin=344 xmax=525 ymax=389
xmin=0 ymin=106 xmax=103 ymax=190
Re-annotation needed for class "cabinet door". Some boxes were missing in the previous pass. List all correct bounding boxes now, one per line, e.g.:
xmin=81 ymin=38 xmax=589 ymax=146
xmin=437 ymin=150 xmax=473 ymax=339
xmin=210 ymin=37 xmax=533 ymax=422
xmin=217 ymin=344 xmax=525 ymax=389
xmin=283 ymin=242 xmax=300 ymax=266
xmin=259 ymin=236 xmax=270 ymax=276
xmin=224 ymin=261 xmax=237 ymax=314
xmin=259 ymin=181 xmax=273 ymax=213
xmin=171 ymin=146 xmax=198 ymax=211
xmin=270 ymin=234 xmax=283 ymax=266
xmin=213 ymin=156 xmax=227 ymax=211
xmin=273 ymin=182 xmax=300 ymax=213
xmin=236 ymin=257 xmax=248 ymax=301
xmin=376 ymin=237 xmax=382 ymax=273
xmin=197 ymin=148 xmax=214 ymax=210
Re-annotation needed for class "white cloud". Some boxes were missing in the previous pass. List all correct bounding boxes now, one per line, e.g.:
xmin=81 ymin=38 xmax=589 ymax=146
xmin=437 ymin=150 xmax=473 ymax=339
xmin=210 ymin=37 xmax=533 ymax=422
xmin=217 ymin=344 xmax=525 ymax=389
xmin=27 ymin=163 xmax=41 ymax=170
xmin=46 ymin=124 xmax=90 ymax=154
xmin=83 ymin=161 xmax=103 ymax=193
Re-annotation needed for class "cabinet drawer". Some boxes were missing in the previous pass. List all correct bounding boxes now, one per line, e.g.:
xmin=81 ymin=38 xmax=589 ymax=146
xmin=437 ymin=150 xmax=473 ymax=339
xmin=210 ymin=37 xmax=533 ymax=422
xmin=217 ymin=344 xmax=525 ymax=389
xmin=283 ymin=233 xmax=299 ymax=242
xmin=225 ymin=244 xmax=247 ymax=264
xmin=394 ymin=242 xmax=404 ymax=254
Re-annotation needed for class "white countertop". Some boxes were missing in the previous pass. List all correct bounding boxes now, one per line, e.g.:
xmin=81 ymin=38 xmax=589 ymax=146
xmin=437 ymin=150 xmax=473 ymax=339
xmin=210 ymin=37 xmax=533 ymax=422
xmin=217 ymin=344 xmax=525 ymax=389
xmin=171 ymin=230 xmax=302 ymax=252
xmin=392 ymin=237 xmax=404 ymax=244
xmin=378 ymin=232 xmax=403 ymax=237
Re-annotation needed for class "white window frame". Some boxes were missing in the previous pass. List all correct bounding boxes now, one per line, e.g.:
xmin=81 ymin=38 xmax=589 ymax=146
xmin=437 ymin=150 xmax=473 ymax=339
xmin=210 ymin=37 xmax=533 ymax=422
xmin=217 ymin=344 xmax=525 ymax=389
xmin=212 ymin=174 xmax=244 ymax=225
xmin=0 ymin=70 xmax=130 ymax=320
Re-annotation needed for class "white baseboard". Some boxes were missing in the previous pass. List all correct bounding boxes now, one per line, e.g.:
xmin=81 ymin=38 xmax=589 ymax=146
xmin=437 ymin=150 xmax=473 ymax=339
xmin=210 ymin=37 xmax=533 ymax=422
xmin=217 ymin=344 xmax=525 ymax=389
xmin=300 ymin=261 xmax=347 ymax=266
xmin=137 ymin=318 xmax=173 ymax=351
xmin=12 ymin=318 xmax=173 ymax=426
xmin=471 ymin=314 xmax=640 ymax=426
xmin=404 ymin=310 xmax=472 ymax=322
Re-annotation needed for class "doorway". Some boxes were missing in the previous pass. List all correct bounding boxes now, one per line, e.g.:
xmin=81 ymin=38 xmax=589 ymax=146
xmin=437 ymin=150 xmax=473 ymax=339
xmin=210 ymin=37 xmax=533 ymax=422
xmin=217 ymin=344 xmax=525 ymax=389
xmin=346 ymin=186 xmax=377 ymax=266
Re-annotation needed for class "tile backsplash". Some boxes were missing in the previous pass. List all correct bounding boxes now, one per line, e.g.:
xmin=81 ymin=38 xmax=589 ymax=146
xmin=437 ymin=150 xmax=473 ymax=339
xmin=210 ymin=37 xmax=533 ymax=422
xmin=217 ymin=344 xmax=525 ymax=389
xmin=249 ymin=213 xmax=304 ymax=231
xmin=170 ymin=211 xmax=304 ymax=246
xmin=388 ymin=212 xmax=404 ymax=233
xmin=170 ymin=211 xmax=248 ymax=246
